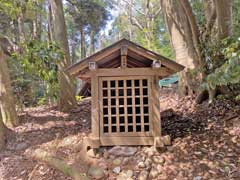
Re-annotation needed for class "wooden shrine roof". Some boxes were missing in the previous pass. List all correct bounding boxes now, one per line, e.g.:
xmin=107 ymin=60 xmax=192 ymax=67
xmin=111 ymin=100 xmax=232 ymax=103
xmin=67 ymin=39 xmax=184 ymax=78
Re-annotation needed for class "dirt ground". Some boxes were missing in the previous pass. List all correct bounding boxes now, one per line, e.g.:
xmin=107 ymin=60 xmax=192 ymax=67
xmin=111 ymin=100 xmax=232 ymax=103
xmin=0 ymin=88 xmax=239 ymax=180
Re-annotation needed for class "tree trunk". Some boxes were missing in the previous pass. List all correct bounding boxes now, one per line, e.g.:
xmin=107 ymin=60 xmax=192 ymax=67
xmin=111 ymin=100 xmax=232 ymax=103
xmin=32 ymin=18 xmax=38 ymax=40
xmin=202 ymin=0 xmax=217 ymax=42
xmin=161 ymin=0 xmax=200 ymax=96
xmin=80 ymin=28 xmax=86 ymax=58
xmin=49 ymin=0 xmax=76 ymax=112
xmin=90 ymin=30 xmax=95 ymax=55
xmin=48 ymin=3 xmax=54 ymax=42
xmin=207 ymin=0 xmax=233 ymax=103
xmin=0 ymin=109 xmax=6 ymax=150
xmin=17 ymin=10 xmax=25 ymax=43
xmin=0 ymin=49 xmax=19 ymax=127
xmin=71 ymin=26 xmax=77 ymax=63
xmin=214 ymin=0 xmax=233 ymax=38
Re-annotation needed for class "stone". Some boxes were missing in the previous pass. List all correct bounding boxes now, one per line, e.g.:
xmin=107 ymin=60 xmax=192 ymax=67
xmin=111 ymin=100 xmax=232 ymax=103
xmin=87 ymin=149 xmax=97 ymax=158
xmin=88 ymin=166 xmax=105 ymax=179
xmin=125 ymin=170 xmax=133 ymax=177
xmin=116 ymin=175 xmax=126 ymax=180
xmin=194 ymin=151 xmax=202 ymax=155
xmin=162 ymin=135 xmax=171 ymax=145
xmin=154 ymin=137 xmax=164 ymax=148
xmin=144 ymin=146 xmax=156 ymax=157
xmin=138 ymin=170 xmax=149 ymax=180
xmin=144 ymin=158 xmax=152 ymax=168
xmin=113 ymin=158 xmax=122 ymax=166
xmin=113 ymin=166 xmax=121 ymax=174
xmin=98 ymin=161 xmax=108 ymax=170
xmin=152 ymin=156 xmax=165 ymax=165
xmin=109 ymin=155 xmax=115 ymax=159
xmin=15 ymin=142 xmax=28 ymax=151
xmin=116 ymin=170 xmax=134 ymax=180
xmin=138 ymin=161 xmax=146 ymax=168
xmin=108 ymin=146 xmax=137 ymax=157
xmin=122 ymin=157 xmax=129 ymax=165
xmin=167 ymin=146 xmax=174 ymax=152
xmin=103 ymin=151 xmax=109 ymax=159
xmin=156 ymin=164 xmax=163 ymax=173
xmin=149 ymin=167 xmax=159 ymax=178
xmin=193 ymin=176 xmax=202 ymax=180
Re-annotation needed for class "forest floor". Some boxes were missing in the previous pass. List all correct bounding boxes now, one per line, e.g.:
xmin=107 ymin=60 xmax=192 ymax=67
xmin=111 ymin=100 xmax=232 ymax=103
xmin=0 ymin=88 xmax=240 ymax=180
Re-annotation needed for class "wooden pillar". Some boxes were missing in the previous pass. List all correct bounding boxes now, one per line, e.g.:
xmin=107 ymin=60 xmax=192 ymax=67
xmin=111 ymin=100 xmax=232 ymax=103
xmin=151 ymin=75 xmax=161 ymax=137
xmin=89 ymin=62 xmax=99 ymax=140
xmin=121 ymin=45 xmax=128 ymax=68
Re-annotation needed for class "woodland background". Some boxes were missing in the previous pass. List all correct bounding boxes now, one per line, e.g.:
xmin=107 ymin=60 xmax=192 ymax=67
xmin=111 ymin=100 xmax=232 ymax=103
xmin=0 ymin=0 xmax=240 ymax=154
xmin=0 ymin=0 xmax=240 ymax=179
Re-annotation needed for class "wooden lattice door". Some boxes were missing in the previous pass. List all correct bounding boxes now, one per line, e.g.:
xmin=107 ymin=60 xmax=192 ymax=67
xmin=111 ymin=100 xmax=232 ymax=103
xmin=99 ymin=76 xmax=152 ymax=137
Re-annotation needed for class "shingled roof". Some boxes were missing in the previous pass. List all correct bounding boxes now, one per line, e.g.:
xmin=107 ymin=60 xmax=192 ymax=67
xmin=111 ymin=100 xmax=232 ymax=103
xmin=67 ymin=38 xmax=184 ymax=78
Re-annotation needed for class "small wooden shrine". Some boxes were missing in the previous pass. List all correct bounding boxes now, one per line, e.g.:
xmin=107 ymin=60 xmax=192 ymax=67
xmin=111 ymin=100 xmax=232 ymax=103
xmin=67 ymin=39 xmax=184 ymax=148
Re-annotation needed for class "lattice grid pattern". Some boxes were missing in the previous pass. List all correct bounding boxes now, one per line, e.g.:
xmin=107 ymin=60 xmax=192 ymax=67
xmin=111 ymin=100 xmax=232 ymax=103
xmin=100 ymin=77 xmax=151 ymax=136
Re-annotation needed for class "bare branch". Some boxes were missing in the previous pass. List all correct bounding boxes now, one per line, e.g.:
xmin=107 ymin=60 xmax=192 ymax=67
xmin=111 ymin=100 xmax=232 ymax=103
xmin=129 ymin=15 xmax=144 ymax=31
xmin=122 ymin=9 xmax=144 ymax=31
xmin=153 ymin=6 xmax=162 ymax=18
xmin=122 ymin=0 xmax=145 ymax=16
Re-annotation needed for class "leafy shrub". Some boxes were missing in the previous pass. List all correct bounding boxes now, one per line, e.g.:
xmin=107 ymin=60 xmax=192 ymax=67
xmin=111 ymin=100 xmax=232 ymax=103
xmin=11 ymin=39 xmax=64 ymax=105
xmin=207 ymin=39 xmax=240 ymax=90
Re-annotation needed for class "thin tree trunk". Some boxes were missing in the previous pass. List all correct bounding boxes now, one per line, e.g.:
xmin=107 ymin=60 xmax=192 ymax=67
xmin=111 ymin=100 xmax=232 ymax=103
xmin=90 ymin=30 xmax=95 ymax=55
xmin=80 ymin=28 xmax=86 ymax=58
xmin=203 ymin=0 xmax=216 ymax=40
xmin=0 ymin=49 xmax=19 ymax=127
xmin=71 ymin=27 xmax=77 ymax=63
xmin=17 ymin=10 xmax=25 ymax=43
xmin=214 ymin=0 xmax=233 ymax=38
xmin=49 ymin=0 xmax=76 ymax=112
xmin=32 ymin=18 xmax=38 ymax=39
xmin=0 ymin=109 xmax=6 ymax=150
xmin=48 ymin=3 xmax=54 ymax=42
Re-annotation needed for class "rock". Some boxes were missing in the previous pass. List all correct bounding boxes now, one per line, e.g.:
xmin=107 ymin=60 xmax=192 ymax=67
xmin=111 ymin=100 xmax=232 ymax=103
xmin=144 ymin=146 xmax=156 ymax=157
xmin=116 ymin=175 xmax=133 ymax=180
xmin=88 ymin=166 xmax=105 ymax=179
xmin=126 ymin=170 xmax=133 ymax=177
xmin=194 ymin=151 xmax=202 ymax=155
xmin=193 ymin=176 xmax=202 ymax=180
xmin=87 ymin=149 xmax=97 ymax=158
xmin=116 ymin=170 xmax=134 ymax=180
xmin=138 ymin=170 xmax=149 ymax=180
xmin=152 ymin=156 xmax=165 ymax=165
xmin=149 ymin=167 xmax=159 ymax=178
xmin=156 ymin=164 xmax=163 ymax=173
xmin=15 ymin=142 xmax=28 ymax=150
xmin=144 ymin=158 xmax=152 ymax=168
xmin=109 ymin=155 xmax=115 ymax=159
xmin=103 ymin=151 xmax=109 ymax=159
xmin=98 ymin=161 xmax=108 ymax=170
xmin=138 ymin=161 xmax=146 ymax=168
xmin=108 ymin=146 xmax=137 ymax=157
xmin=162 ymin=135 xmax=171 ymax=145
xmin=113 ymin=166 xmax=121 ymax=174
xmin=116 ymin=175 xmax=126 ymax=180
xmin=167 ymin=146 xmax=174 ymax=152
xmin=113 ymin=158 xmax=122 ymax=166
xmin=122 ymin=157 xmax=129 ymax=165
